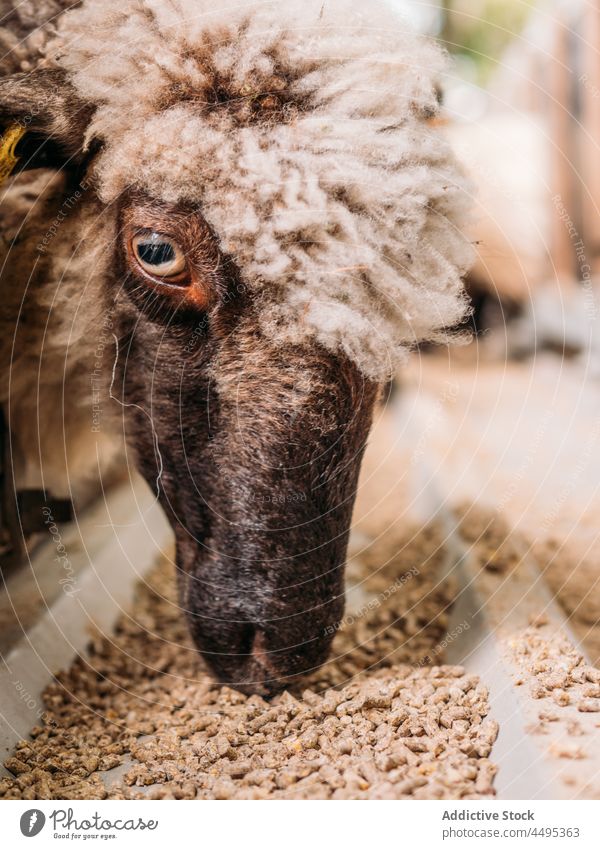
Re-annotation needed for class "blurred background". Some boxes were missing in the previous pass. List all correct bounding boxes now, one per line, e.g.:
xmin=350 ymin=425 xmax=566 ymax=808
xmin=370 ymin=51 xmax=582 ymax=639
xmin=360 ymin=0 xmax=600 ymax=659
xmin=392 ymin=0 xmax=600 ymax=323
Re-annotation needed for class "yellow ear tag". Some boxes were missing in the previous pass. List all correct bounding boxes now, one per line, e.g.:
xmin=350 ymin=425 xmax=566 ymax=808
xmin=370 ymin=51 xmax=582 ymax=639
xmin=0 ymin=124 xmax=26 ymax=186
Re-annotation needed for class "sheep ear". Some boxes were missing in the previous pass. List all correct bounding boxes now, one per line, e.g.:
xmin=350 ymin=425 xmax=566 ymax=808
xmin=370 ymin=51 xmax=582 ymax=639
xmin=0 ymin=68 xmax=95 ymax=180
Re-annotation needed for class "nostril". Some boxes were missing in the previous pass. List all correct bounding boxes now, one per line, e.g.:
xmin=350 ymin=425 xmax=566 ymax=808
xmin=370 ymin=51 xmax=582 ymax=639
xmin=189 ymin=614 xmax=338 ymax=696
xmin=237 ymin=622 xmax=256 ymax=657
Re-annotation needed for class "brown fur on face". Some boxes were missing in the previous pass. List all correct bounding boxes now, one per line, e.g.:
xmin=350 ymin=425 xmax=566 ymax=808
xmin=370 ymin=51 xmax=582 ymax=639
xmin=157 ymin=25 xmax=317 ymax=129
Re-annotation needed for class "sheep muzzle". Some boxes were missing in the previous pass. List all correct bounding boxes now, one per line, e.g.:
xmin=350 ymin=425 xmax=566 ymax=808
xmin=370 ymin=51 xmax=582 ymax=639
xmin=174 ymin=357 xmax=378 ymax=696
xmin=115 ymin=312 xmax=378 ymax=695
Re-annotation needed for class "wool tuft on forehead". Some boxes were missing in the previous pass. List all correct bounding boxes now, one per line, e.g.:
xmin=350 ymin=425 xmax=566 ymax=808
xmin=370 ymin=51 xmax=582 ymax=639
xmin=49 ymin=0 xmax=473 ymax=379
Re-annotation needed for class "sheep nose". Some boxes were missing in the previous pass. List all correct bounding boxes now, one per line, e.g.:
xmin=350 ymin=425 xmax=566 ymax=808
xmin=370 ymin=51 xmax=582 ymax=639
xmin=194 ymin=619 xmax=337 ymax=697
xmin=207 ymin=627 xmax=298 ymax=697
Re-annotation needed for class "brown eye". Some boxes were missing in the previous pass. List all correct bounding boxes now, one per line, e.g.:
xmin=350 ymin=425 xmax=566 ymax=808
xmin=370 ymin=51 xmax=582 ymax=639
xmin=132 ymin=231 xmax=186 ymax=279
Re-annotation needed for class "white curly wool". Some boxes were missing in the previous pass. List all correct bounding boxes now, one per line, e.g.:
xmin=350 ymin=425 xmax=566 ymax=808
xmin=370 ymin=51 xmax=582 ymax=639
xmin=49 ymin=0 xmax=473 ymax=379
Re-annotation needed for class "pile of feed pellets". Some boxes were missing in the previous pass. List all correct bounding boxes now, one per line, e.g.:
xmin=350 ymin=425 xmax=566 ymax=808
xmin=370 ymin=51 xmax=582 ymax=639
xmin=0 ymin=522 xmax=499 ymax=799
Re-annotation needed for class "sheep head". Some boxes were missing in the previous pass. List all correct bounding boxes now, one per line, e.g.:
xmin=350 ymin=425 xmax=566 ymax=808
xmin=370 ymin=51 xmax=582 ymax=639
xmin=110 ymin=191 xmax=380 ymax=695
xmin=0 ymin=68 xmax=379 ymax=695
xmin=0 ymin=0 xmax=473 ymax=695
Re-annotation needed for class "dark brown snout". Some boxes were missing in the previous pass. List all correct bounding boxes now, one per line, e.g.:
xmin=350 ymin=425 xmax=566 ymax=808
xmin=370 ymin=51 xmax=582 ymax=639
xmin=175 ymin=501 xmax=350 ymax=695
xmin=172 ymin=346 xmax=378 ymax=695
xmin=117 ymin=293 xmax=378 ymax=695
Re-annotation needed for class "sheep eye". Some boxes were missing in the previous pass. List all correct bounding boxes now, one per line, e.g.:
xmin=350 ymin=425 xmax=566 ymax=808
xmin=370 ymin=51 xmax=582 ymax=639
xmin=132 ymin=231 xmax=186 ymax=279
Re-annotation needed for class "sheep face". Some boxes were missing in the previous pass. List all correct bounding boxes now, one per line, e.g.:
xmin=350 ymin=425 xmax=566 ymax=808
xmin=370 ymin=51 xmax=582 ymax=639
xmin=110 ymin=193 xmax=379 ymax=695
xmin=0 ymin=0 xmax=473 ymax=694
xmin=0 ymin=67 xmax=378 ymax=693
